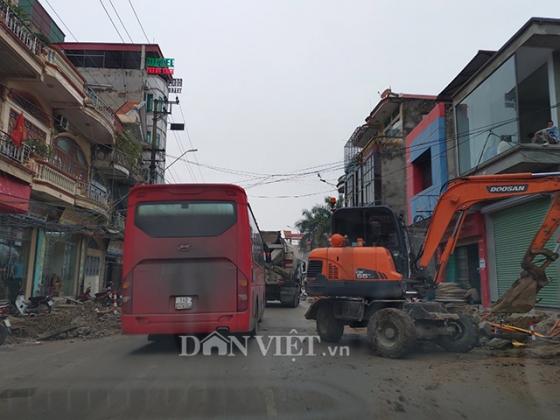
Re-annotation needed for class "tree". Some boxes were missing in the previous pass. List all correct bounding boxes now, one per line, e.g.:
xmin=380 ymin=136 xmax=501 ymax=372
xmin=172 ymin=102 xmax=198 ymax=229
xmin=295 ymin=201 xmax=333 ymax=253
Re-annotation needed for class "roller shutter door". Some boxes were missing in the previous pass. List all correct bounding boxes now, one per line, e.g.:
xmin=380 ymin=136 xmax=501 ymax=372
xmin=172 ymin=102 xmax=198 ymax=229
xmin=491 ymin=197 xmax=560 ymax=308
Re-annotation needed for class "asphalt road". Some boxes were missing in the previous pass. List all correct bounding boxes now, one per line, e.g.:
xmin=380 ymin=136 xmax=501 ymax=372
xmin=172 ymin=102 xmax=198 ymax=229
xmin=1 ymin=302 xmax=559 ymax=420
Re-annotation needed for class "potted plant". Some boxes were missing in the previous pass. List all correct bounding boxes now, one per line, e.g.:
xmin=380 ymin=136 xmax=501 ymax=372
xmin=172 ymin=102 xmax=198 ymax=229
xmin=24 ymin=138 xmax=52 ymax=160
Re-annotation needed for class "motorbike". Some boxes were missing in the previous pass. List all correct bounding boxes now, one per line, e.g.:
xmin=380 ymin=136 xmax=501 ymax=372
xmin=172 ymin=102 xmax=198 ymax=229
xmin=0 ymin=300 xmax=11 ymax=346
xmin=77 ymin=285 xmax=122 ymax=307
xmin=15 ymin=290 xmax=54 ymax=315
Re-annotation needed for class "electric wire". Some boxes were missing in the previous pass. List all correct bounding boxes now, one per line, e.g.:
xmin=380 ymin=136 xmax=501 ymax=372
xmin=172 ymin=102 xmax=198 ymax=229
xmin=127 ymin=0 xmax=151 ymax=43
xmin=107 ymin=0 xmax=135 ymax=43
xmin=98 ymin=0 xmax=125 ymax=43
xmin=43 ymin=0 xmax=78 ymax=41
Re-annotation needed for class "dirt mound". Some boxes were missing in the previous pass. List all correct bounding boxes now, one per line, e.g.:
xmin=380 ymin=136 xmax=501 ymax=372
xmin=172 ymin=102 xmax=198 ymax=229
xmin=7 ymin=301 xmax=121 ymax=343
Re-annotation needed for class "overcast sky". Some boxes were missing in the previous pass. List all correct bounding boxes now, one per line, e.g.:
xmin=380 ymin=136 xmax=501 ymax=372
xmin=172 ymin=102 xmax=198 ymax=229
xmin=49 ymin=0 xmax=560 ymax=229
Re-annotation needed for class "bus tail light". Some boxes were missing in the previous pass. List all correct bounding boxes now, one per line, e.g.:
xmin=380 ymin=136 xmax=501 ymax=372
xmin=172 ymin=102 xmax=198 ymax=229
xmin=121 ymin=273 xmax=133 ymax=313
xmin=237 ymin=274 xmax=249 ymax=312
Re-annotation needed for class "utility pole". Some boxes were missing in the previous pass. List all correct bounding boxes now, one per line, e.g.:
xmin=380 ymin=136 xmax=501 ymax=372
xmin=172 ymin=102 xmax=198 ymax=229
xmin=149 ymin=97 xmax=180 ymax=184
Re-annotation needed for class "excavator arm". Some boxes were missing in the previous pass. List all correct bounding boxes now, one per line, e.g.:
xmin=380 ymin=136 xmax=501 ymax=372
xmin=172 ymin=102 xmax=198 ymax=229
xmin=416 ymin=172 xmax=560 ymax=312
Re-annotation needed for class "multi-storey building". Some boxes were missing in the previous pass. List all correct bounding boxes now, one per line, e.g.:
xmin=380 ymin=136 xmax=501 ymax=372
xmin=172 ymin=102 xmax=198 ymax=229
xmin=56 ymin=42 xmax=173 ymax=185
xmin=405 ymin=18 xmax=560 ymax=308
xmin=0 ymin=0 xmax=120 ymax=299
xmin=342 ymin=90 xmax=436 ymax=222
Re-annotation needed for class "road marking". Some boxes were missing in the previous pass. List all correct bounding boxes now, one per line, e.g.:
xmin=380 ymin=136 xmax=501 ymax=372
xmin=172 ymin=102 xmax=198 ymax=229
xmin=263 ymin=388 xmax=278 ymax=417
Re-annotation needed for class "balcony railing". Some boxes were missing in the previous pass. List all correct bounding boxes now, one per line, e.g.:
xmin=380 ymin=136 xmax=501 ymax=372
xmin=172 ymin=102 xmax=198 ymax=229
xmin=77 ymin=180 xmax=109 ymax=208
xmin=0 ymin=131 xmax=31 ymax=164
xmin=0 ymin=0 xmax=42 ymax=55
xmin=85 ymin=88 xmax=116 ymax=127
xmin=111 ymin=212 xmax=125 ymax=231
xmin=93 ymin=148 xmax=134 ymax=170
xmin=45 ymin=47 xmax=85 ymax=94
xmin=34 ymin=161 xmax=77 ymax=196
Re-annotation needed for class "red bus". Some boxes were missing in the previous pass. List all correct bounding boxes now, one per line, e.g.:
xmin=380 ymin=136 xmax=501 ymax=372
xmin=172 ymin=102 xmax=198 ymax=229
xmin=121 ymin=184 xmax=266 ymax=336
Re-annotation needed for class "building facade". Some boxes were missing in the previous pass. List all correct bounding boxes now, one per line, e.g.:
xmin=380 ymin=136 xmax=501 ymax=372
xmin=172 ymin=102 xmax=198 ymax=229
xmin=56 ymin=42 xmax=174 ymax=185
xmin=0 ymin=0 xmax=120 ymax=300
xmin=342 ymin=90 xmax=436 ymax=223
xmin=406 ymin=18 xmax=560 ymax=308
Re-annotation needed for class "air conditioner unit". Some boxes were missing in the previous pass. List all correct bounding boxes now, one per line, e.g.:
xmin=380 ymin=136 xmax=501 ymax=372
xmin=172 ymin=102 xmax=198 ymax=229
xmin=54 ymin=114 xmax=70 ymax=131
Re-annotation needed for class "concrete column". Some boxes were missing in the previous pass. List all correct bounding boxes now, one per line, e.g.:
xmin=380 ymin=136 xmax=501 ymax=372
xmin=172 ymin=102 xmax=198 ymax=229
xmin=24 ymin=228 xmax=37 ymax=298
xmin=551 ymin=51 xmax=560 ymax=126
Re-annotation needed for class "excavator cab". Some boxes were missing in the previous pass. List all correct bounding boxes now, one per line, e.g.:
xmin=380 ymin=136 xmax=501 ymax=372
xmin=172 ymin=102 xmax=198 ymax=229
xmin=332 ymin=207 xmax=411 ymax=276
xmin=306 ymin=206 xmax=411 ymax=299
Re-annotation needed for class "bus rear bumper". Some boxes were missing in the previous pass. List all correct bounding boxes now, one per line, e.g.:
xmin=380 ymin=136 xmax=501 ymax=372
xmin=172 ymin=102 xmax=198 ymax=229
xmin=121 ymin=313 xmax=251 ymax=335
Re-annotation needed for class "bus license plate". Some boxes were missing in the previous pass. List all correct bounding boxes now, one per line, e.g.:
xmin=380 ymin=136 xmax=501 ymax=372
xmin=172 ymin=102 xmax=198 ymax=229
xmin=175 ymin=296 xmax=192 ymax=310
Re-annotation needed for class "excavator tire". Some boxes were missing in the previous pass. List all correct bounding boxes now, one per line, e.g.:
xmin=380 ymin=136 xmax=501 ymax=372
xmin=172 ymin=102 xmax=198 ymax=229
xmin=437 ymin=314 xmax=478 ymax=353
xmin=367 ymin=308 xmax=416 ymax=359
xmin=316 ymin=302 xmax=344 ymax=343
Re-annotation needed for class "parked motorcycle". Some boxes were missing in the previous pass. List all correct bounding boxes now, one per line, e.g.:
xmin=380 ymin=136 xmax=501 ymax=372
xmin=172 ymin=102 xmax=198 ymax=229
xmin=0 ymin=300 xmax=11 ymax=346
xmin=77 ymin=285 xmax=122 ymax=307
xmin=14 ymin=290 xmax=54 ymax=315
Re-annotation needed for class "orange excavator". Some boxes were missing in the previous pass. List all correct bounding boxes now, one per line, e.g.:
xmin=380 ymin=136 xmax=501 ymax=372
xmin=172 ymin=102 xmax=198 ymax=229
xmin=304 ymin=172 xmax=560 ymax=358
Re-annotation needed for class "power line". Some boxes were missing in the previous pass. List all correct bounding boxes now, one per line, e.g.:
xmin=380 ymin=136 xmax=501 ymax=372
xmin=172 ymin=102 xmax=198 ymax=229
xmin=250 ymin=189 xmax=337 ymax=199
xmin=178 ymin=103 xmax=205 ymax=181
xmin=128 ymin=0 xmax=150 ymax=43
xmin=168 ymin=115 xmax=198 ymax=182
xmin=108 ymin=0 xmax=135 ymax=43
xmin=43 ymin=0 xmax=79 ymax=41
xmin=98 ymin=0 xmax=125 ymax=43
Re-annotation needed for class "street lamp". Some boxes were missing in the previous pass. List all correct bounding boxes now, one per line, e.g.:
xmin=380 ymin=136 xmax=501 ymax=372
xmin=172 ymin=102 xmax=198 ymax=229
xmin=165 ymin=148 xmax=198 ymax=170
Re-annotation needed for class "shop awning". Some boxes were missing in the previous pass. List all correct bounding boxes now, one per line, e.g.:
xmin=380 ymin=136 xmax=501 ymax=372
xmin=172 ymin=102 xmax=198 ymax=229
xmin=0 ymin=173 xmax=31 ymax=214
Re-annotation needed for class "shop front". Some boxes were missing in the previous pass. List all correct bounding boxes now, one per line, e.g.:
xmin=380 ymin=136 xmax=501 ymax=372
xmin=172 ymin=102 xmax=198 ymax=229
xmin=486 ymin=197 xmax=560 ymax=309
xmin=33 ymin=230 xmax=81 ymax=297
xmin=443 ymin=212 xmax=490 ymax=306
xmin=0 ymin=223 xmax=32 ymax=302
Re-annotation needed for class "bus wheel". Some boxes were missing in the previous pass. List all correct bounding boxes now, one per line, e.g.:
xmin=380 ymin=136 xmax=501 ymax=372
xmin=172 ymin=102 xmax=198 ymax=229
xmin=316 ymin=303 xmax=343 ymax=343
xmin=249 ymin=322 xmax=258 ymax=338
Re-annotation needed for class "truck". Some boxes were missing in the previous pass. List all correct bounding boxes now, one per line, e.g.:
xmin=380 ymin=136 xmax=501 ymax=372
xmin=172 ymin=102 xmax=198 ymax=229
xmin=262 ymin=231 xmax=304 ymax=308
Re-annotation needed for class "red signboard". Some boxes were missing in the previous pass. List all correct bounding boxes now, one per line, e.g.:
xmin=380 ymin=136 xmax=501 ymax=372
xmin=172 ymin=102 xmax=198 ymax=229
xmin=146 ymin=67 xmax=174 ymax=75
xmin=0 ymin=173 xmax=31 ymax=214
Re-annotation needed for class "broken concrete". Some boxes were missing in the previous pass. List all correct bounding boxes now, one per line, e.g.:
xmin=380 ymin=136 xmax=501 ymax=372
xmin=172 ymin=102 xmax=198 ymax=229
xmin=6 ymin=300 xmax=120 ymax=344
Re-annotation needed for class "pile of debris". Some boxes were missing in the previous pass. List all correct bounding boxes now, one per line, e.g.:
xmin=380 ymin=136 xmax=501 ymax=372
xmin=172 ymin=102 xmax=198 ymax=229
xmin=7 ymin=300 xmax=121 ymax=344
xmin=478 ymin=311 xmax=560 ymax=358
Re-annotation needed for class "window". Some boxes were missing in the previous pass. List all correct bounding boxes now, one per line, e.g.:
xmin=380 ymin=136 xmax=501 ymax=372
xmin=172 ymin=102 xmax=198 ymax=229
xmin=248 ymin=206 xmax=265 ymax=268
xmin=52 ymin=137 xmax=88 ymax=181
xmin=412 ymin=149 xmax=433 ymax=193
xmin=362 ymin=155 xmax=375 ymax=204
xmin=456 ymin=56 xmax=518 ymax=173
xmin=135 ymin=201 xmax=237 ymax=237
xmin=146 ymin=94 xmax=154 ymax=112
xmin=516 ymin=47 xmax=553 ymax=142
xmin=85 ymin=256 xmax=101 ymax=276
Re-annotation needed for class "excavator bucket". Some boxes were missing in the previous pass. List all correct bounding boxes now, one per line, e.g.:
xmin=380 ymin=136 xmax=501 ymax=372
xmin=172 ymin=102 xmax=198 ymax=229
xmin=491 ymin=267 xmax=549 ymax=313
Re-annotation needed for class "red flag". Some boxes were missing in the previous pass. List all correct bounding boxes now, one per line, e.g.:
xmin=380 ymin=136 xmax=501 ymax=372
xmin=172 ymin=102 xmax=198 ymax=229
xmin=11 ymin=112 xmax=26 ymax=147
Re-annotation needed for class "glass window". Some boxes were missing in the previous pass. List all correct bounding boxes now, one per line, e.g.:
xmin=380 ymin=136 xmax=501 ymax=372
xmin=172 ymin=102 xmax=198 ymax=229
xmin=456 ymin=55 xmax=518 ymax=174
xmin=248 ymin=206 xmax=265 ymax=268
xmin=146 ymin=94 xmax=154 ymax=112
xmin=43 ymin=232 xmax=79 ymax=297
xmin=135 ymin=201 xmax=237 ymax=237
xmin=0 ymin=225 xmax=31 ymax=302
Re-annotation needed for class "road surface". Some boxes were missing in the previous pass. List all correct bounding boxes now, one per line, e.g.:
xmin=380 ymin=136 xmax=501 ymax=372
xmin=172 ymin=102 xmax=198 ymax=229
xmin=1 ymin=302 xmax=559 ymax=419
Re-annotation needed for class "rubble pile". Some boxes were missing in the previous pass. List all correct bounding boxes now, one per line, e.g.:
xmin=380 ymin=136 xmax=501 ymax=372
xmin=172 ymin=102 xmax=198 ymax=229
xmin=478 ymin=310 xmax=560 ymax=359
xmin=8 ymin=300 xmax=121 ymax=343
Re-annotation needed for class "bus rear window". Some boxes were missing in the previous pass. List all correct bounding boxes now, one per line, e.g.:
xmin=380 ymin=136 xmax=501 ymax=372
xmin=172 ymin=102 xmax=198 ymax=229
xmin=135 ymin=201 xmax=237 ymax=237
